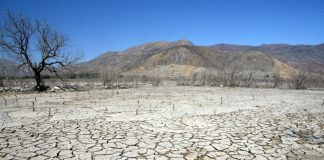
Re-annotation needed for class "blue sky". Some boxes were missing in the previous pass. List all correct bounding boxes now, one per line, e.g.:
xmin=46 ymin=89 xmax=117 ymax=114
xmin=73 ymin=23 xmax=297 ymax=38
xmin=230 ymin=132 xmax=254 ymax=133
xmin=1 ymin=0 xmax=324 ymax=60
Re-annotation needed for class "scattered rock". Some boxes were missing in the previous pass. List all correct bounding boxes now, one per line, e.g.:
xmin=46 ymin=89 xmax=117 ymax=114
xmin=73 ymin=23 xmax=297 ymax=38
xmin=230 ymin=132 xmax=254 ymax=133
xmin=50 ymin=86 xmax=61 ymax=92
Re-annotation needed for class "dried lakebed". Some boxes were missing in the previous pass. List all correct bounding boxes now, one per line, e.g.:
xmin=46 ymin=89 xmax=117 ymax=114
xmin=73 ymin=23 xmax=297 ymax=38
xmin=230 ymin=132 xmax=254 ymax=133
xmin=0 ymin=86 xmax=323 ymax=159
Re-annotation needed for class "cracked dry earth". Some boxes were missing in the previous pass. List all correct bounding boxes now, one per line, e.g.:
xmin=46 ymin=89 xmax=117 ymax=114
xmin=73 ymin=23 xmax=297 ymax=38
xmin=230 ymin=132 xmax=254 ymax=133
xmin=0 ymin=86 xmax=323 ymax=160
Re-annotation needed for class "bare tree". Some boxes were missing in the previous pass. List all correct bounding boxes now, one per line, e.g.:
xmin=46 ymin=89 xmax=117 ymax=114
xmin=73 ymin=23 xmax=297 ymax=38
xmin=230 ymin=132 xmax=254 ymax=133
xmin=101 ymin=67 xmax=120 ymax=89
xmin=272 ymin=70 xmax=282 ymax=88
xmin=293 ymin=71 xmax=307 ymax=89
xmin=228 ymin=69 xmax=238 ymax=87
xmin=0 ymin=11 xmax=81 ymax=91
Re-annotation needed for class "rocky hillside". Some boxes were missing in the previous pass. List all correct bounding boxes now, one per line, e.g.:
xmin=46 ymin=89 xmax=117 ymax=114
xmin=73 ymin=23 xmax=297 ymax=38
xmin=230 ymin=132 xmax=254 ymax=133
xmin=123 ymin=45 xmax=292 ymax=78
xmin=74 ymin=40 xmax=194 ymax=73
xmin=74 ymin=40 xmax=324 ymax=79
xmin=210 ymin=43 xmax=324 ymax=73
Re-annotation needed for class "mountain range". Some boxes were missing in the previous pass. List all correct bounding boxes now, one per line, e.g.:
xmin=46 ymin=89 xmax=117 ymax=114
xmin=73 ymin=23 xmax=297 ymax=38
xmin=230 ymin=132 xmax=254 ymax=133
xmin=74 ymin=40 xmax=324 ymax=79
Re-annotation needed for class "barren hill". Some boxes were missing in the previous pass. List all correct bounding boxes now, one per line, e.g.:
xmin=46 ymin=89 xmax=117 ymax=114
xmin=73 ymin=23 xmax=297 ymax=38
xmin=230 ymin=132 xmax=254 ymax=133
xmin=74 ymin=40 xmax=324 ymax=78
xmin=123 ymin=45 xmax=292 ymax=78
xmin=74 ymin=40 xmax=194 ymax=74
xmin=210 ymin=43 xmax=324 ymax=73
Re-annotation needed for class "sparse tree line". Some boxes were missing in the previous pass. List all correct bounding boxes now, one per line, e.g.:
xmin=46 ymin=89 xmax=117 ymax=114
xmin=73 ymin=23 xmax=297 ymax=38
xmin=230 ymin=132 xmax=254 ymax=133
xmin=176 ymin=69 xmax=324 ymax=89
xmin=0 ymin=70 xmax=161 ymax=92
xmin=100 ymin=68 xmax=161 ymax=89
xmin=1 ymin=68 xmax=322 ymax=92
xmin=289 ymin=71 xmax=324 ymax=89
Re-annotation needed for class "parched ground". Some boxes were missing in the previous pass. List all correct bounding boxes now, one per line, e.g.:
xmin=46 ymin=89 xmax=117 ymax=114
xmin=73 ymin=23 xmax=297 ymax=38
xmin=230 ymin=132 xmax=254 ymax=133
xmin=0 ymin=86 xmax=323 ymax=160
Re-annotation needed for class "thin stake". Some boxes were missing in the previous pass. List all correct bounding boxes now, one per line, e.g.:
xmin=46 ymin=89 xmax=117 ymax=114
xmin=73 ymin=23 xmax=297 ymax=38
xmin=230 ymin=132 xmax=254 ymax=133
xmin=48 ymin=108 xmax=51 ymax=116
xmin=2 ymin=96 xmax=7 ymax=105
xmin=32 ymin=102 xmax=35 ymax=112
xmin=220 ymin=96 xmax=223 ymax=105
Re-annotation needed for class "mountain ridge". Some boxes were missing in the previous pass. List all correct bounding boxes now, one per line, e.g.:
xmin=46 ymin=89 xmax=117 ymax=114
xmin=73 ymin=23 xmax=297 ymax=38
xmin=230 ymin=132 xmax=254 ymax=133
xmin=209 ymin=42 xmax=324 ymax=73
xmin=75 ymin=39 xmax=322 ymax=79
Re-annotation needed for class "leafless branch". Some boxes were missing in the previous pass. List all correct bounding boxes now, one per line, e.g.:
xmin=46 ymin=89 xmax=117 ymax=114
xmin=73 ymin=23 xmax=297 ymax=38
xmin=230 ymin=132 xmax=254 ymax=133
xmin=0 ymin=11 xmax=81 ymax=91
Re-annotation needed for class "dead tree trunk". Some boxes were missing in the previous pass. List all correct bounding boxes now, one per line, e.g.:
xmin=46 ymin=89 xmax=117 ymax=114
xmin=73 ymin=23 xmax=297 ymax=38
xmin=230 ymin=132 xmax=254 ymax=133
xmin=34 ymin=71 xmax=44 ymax=90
